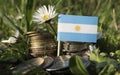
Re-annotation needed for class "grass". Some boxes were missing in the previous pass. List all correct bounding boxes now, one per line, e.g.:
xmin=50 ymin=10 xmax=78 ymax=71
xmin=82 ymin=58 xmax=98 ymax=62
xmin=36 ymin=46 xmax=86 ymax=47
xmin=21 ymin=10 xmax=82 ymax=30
xmin=0 ymin=0 xmax=120 ymax=75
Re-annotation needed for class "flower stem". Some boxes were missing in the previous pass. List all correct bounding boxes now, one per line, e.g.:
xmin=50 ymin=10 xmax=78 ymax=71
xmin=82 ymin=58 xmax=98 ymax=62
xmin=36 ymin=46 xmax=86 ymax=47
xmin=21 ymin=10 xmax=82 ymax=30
xmin=47 ymin=22 xmax=57 ymax=37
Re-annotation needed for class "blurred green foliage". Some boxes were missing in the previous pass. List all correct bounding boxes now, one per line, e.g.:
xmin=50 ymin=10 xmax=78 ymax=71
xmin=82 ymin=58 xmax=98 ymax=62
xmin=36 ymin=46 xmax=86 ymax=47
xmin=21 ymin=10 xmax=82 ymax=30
xmin=0 ymin=0 xmax=120 ymax=51
xmin=70 ymin=49 xmax=120 ymax=75
xmin=0 ymin=0 xmax=120 ymax=74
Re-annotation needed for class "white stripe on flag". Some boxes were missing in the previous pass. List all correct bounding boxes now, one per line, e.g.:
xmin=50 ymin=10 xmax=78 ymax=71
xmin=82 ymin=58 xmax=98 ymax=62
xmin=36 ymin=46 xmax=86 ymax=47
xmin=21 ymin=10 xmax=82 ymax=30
xmin=58 ymin=23 xmax=97 ymax=34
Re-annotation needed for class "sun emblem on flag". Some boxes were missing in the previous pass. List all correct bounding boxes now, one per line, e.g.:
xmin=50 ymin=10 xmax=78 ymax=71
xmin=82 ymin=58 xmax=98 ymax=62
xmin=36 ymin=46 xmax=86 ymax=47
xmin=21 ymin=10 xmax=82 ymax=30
xmin=75 ymin=25 xmax=80 ymax=31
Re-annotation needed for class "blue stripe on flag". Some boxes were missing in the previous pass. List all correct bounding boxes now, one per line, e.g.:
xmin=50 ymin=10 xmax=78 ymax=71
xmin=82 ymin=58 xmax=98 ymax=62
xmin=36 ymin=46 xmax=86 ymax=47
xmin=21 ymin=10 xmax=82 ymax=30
xmin=58 ymin=14 xmax=98 ymax=25
xmin=57 ymin=32 xmax=97 ymax=42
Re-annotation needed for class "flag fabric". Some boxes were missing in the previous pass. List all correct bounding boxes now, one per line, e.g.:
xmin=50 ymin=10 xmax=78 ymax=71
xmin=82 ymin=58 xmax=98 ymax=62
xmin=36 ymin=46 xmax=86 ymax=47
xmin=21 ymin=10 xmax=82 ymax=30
xmin=57 ymin=14 xmax=98 ymax=43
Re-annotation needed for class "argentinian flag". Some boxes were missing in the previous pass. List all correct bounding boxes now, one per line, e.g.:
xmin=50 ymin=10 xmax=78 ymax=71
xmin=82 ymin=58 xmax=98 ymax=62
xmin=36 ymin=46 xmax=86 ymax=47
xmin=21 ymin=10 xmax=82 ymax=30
xmin=57 ymin=14 xmax=98 ymax=42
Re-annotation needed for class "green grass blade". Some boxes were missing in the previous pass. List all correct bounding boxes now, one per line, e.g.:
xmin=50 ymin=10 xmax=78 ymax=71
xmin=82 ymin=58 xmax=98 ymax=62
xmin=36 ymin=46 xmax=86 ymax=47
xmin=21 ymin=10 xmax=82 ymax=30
xmin=25 ymin=0 xmax=36 ymax=32
xmin=3 ymin=14 xmax=24 ymax=35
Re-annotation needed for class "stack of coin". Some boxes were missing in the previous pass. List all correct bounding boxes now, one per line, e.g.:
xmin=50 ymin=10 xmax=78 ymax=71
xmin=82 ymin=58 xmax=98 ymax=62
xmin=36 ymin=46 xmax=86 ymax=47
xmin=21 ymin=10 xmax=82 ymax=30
xmin=62 ymin=42 xmax=88 ymax=54
xmin=26 ymin=31 xmax=56 ymax=57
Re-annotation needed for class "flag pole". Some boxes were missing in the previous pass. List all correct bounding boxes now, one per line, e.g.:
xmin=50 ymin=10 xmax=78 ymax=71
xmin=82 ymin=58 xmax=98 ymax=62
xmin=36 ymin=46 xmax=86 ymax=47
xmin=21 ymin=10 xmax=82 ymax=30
xmin=57 ymin=41 xmax=61 ymax=56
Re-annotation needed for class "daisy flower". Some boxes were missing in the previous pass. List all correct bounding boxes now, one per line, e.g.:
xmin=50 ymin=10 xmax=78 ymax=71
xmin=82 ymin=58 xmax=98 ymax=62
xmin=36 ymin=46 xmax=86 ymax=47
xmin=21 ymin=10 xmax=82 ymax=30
xmin=1 ymin=37 xmax=17 ymax=44
xmin=16 ymin=14 xmax=24 ymax=20
xmin=1 ymin=30 xmax=19 ymax=44
xmin=33 ymin=5 xmax=57 ymax=24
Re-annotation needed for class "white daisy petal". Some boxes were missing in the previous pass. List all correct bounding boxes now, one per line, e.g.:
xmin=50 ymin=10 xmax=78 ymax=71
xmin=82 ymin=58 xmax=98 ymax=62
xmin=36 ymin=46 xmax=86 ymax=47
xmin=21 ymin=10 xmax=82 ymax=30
xmin=8 ymin=37 xmax=17 ymax=43
xmin=43 ymin=6 xmax=46 ymax=12
xmin=14 ymin=30 xmax=19 ymax=38
xmin=1 ymin=40 xmax=9 ymax=43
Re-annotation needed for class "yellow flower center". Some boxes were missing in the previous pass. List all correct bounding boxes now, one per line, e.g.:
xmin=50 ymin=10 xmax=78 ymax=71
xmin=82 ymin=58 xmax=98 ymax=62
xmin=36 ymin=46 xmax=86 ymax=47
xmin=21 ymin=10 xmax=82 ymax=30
xmin=42 ymin=14 xmax=49 ymax=20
